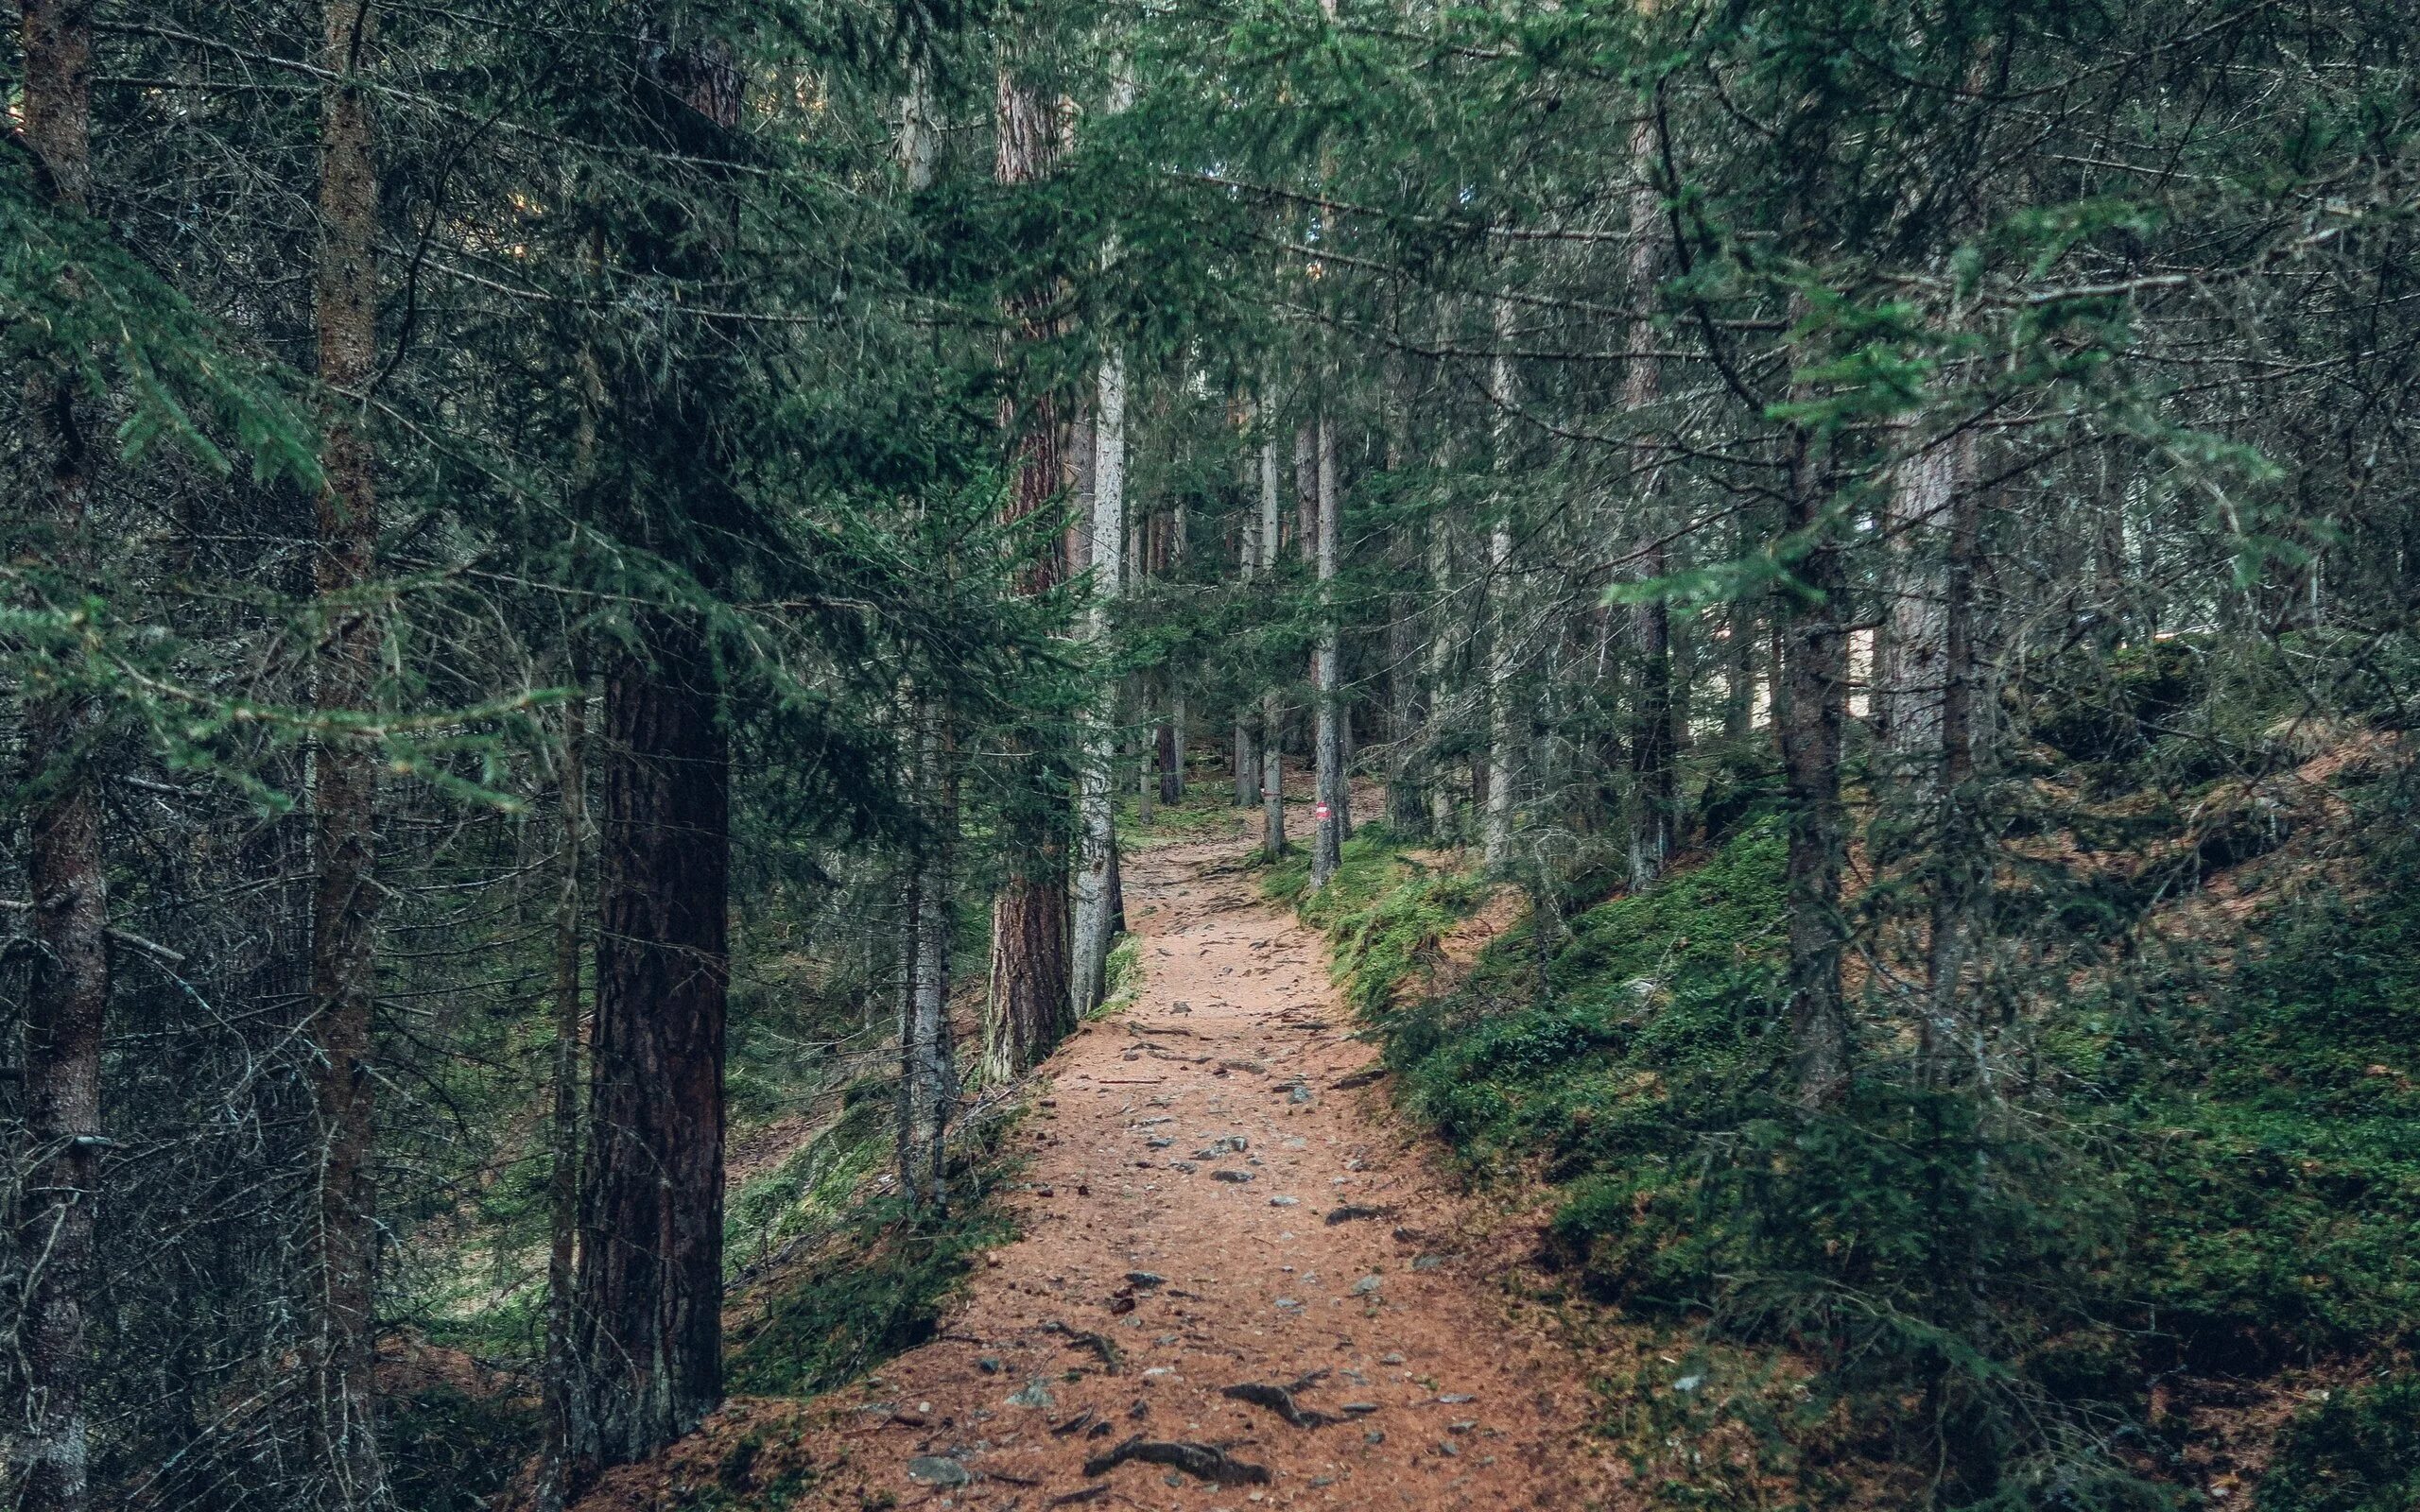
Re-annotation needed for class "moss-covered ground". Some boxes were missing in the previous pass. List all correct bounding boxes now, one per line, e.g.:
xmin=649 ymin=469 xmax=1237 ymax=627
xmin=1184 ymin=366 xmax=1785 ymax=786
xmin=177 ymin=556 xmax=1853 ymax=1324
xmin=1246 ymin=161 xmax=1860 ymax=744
xmin=1273 ymin=786 xmax=2420 ymax=1510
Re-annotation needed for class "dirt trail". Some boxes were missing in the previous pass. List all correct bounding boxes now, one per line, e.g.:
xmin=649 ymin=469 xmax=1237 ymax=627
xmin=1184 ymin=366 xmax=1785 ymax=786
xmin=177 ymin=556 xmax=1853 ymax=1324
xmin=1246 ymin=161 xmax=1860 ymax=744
xmin=784 ymin=829 xmax=1603 ymax=1511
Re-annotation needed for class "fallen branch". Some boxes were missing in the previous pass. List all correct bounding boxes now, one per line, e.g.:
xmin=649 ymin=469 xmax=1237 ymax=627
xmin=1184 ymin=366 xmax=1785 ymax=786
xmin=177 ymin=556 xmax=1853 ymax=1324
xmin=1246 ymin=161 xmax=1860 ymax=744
xmin=1324 ymin=1204 xmax=1396 ymax=1226
xmin=1045 ymin=1319 xmax=1124 ymax=1374
xmin=1080 ymin=1436 xmax=1271 ymax=1486
xmin=1221 ymin=1381 xmax=1340 ymax=1428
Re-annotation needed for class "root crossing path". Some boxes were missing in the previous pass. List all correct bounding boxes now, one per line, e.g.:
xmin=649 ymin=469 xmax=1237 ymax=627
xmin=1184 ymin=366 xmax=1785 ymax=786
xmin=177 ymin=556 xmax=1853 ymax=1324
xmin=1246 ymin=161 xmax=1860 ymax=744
xmin=813 ymin=832 xmax=1603 ymax=1510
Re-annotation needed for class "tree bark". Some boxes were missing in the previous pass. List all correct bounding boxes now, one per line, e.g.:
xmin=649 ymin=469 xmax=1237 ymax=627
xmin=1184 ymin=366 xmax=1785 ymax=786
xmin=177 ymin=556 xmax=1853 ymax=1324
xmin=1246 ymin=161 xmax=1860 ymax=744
xmin=1072 ymin=347 xmax=1127 ymax=1020
xmin=536 ymin=679 xmax=588 ymax=1512
xmin=1426 ymin=513 xmax=1458 ymax=842
xmin=985 ymin=59 xmax=1072 ymax=1080
xmin=1924 ymin=433 xmax=1985 ymax=1091
xmin=1779 ymin=417 xmax=1852 ymax=1111
xmin=1311 ymin=415 xmax=1347 ymax=888
xmin=572 ymin=623 xmax=729 ymax=1477
xmin=1258 ymin=426 xmax=1288 ymax=860
xmin=1622 ymin=119 xmax=1676 ymax=889
xmin=13 ymin=1 xmax=106 ymax=1506
xmin=1879 ymin=432 xmax=1962 ymax=794
xmin=1482 ymin=294 xmax=1519 ymax=869
xmin=900 ymin=696 xmax=959 ymax=1211
xmin=307 ymin=2 xmax=389 ymax=1503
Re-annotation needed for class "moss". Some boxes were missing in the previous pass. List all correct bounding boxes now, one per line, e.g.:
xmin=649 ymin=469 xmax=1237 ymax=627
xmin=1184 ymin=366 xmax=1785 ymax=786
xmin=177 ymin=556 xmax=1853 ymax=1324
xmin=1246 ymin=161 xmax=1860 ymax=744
xmin=724 ymin=1193 xmax=1015 ymax=1399
xmin=1092 ymin=932 xmax=1145 ymax=1019
xmin=1285 ymin=808 xmax=2420 ymax=1506
xmin=725 ymin=1096 xmax=893 ymax=1270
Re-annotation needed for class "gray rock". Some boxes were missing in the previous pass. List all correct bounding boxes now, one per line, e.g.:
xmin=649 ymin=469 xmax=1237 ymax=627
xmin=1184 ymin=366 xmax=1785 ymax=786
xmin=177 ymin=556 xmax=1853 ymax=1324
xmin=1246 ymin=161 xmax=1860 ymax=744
xmin=1007 ymin=1378 xmax=1056 ymax=1409
xmin=906 ymin=1455 xmax=971 ymax=1486
xmin=1349 ymin=1274 xmax=1382 ymax=1296
xmin=1212 ymin=1168 xmax=1254 ymax=1184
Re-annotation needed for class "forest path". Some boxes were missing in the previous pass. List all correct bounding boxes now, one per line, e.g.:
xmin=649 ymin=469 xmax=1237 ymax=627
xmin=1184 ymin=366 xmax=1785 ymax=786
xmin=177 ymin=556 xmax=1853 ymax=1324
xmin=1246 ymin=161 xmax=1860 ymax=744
xmin=801 ymin=827 xmax=1603 ymax=1511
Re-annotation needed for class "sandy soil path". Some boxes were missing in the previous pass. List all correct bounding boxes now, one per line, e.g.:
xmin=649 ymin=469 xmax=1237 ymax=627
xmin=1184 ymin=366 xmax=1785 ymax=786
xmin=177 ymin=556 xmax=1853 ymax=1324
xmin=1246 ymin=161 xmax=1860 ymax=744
xmin=785 ymin=830 xmax=1601 ymax=1511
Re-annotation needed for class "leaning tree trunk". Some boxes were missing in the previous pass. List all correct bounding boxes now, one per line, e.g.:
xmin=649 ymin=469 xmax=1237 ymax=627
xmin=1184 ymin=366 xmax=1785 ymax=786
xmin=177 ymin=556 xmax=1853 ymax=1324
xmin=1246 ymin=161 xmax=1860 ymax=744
xmin=1779 ymin=415 xmax=1852 ymax=1111
xmin=1072 ymin=346 xmax=1128 ymax=1020
xmin=984 ymin=60 xmax=1072 ymax=1080
xmin=307 ymin=3 xmax=389 ymax=1503
xmin=1311 ymin=415 xmax=1347 ymax=888
xmin=572 ymin=623 xmax=730 ymax=1476
xmin=13 ymin=2 xmax=107 ymax=1508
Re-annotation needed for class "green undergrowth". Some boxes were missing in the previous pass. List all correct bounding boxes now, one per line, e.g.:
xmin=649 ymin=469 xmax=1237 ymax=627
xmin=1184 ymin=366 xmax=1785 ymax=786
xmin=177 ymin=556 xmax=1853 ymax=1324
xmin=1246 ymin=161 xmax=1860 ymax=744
xmin=725 ymin=1079 xmax=895 ymax=1272
xmin=1261 ymin=827 xmax=1488 ymax=1012
xmin=724 ymin=1185 xmax=1016 ymax=1400
xmin=1282 ymin=806 xmax=2420 ymax=1509
xmin=725 ymin=1104 xmax=1023 ymax=1399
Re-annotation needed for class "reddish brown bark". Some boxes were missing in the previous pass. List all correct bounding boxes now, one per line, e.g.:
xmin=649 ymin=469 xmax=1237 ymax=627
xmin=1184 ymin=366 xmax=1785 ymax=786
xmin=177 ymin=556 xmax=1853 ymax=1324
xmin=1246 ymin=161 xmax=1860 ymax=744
xmin=984 ymin=60 xmax=1073 ymax=1079
xmin=571 ymin=624 xmax=730 ymax=1478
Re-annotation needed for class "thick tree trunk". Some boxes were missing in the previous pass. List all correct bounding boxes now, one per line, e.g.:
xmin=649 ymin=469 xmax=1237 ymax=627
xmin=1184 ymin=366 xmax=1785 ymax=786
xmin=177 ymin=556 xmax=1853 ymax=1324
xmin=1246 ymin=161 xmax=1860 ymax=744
xmin=1779 ymin=421 xmax=1852 ymax=1111
xmin=1072 ymin=348 xmax=1127 ymax=1021
xmin=537 ymin=682 xmax=588 ymax=1512
xmin=572 ymin=623 xmax=729 ymax=1478
xmin=1312 ymin=415 xmax=1346 ymax=887
xmin=985 ymin=60 xmax=1072 ymax=1079
xmin=307 ymin=3 xmax=389 ymax=1503
xmin=13 ymin=2 xmax=106 ymax=1506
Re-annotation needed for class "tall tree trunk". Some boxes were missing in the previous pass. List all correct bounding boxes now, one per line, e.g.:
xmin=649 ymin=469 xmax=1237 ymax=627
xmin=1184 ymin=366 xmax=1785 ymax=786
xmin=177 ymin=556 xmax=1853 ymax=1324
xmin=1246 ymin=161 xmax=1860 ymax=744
xmin=1311 ymin=415 xmax=1346 ymax=887
xmin=1156 ymin=712 xmax=1181 ymax=806
xmin=536 ymin=678 xmax=588 ymax=1512
xmin=984 ymin=60 xmax=1072 ymax=1080
xmin=1234 ymin=437 xmax=1259 ymax=815
xmin=1072 ymin=347 xmax=1127 ymax=1020
xmin=572 ymin=624 xmax=730 ymax=1476
xmin=1779 ymin=415 xmax=1852 ymax=1111
xmin=1426 ymin=512 xmax=1458 ymax=842
xmin=905 ymin=701 xmax=958 ymax=1210
xmin=1622 ymin=120 xmax=1675 ymax=889
xmin=1925 ymin=434 xmax=1985 ymax=1091
xmin=1482 ymin=294 xmax=1519 ymax=870
xmin=13 ymin=2 xmax=105 ymax=1506
xmin=1879 ymin=433 xmax=1961 ymax=795
xmin=308 ymin=3 xmax=389 ymax=1503
xmin=1258 ymin=427 xmax=1288 ymax=860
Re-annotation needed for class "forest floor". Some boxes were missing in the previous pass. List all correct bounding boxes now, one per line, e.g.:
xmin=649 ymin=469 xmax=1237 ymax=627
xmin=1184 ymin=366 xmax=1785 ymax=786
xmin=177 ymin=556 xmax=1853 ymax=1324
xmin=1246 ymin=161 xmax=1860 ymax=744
xmin=568 ymin=816 xmax=1623 ymax=1512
